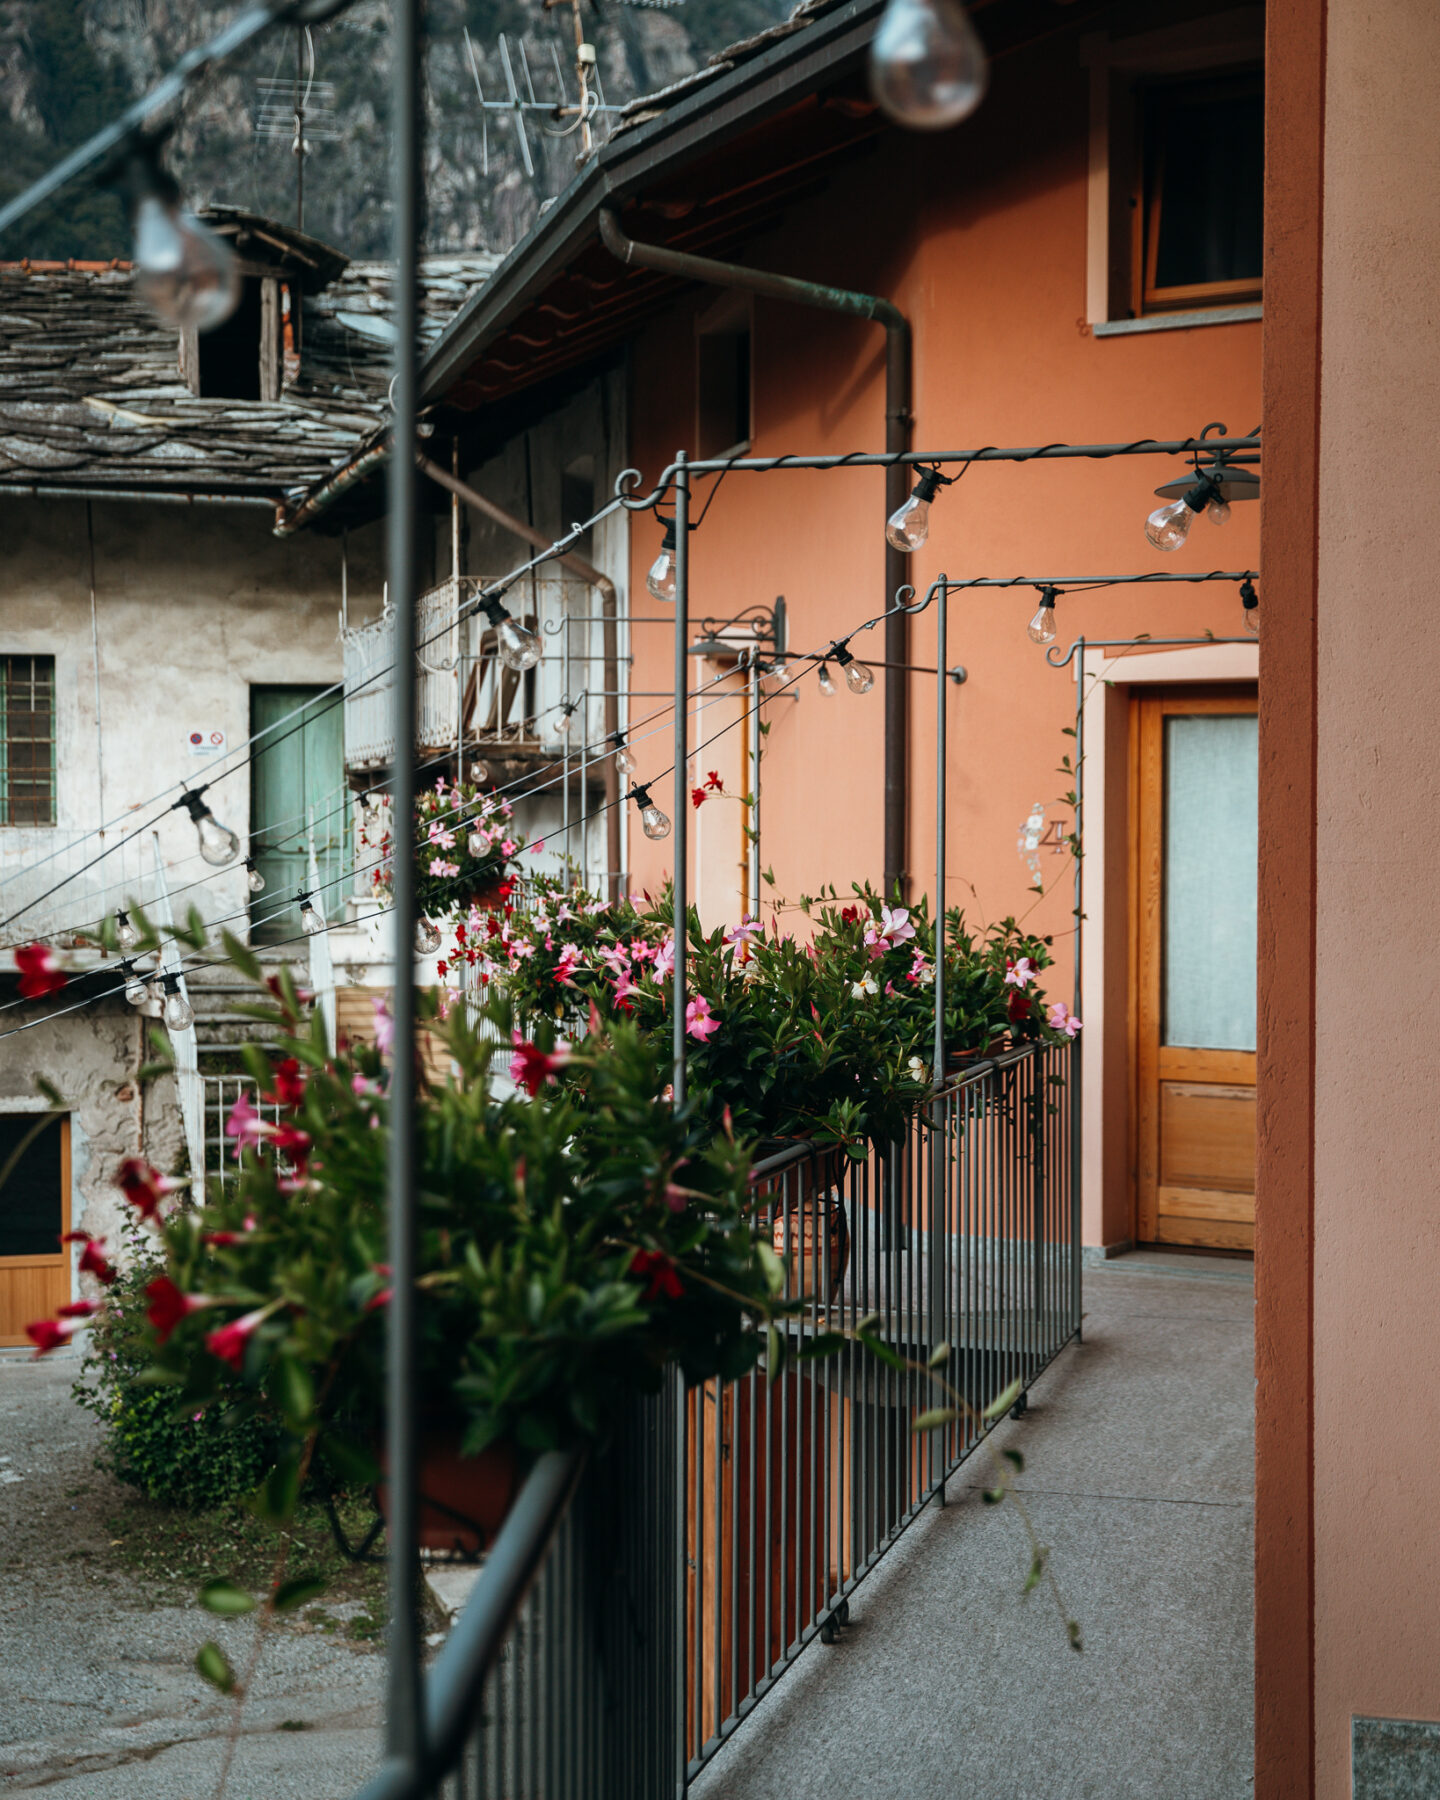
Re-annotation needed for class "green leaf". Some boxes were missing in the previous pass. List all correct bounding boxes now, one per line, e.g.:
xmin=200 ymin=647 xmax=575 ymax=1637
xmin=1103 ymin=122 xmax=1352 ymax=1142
xmin=320 ymin=1432 xmax=380 ymax=1489
xmin=272 ymin=1355 xmax=314 ymax=1431
xmin=1067 ymin=1619 xmax=1083 ymax=1653
xmin=222 ymin=929 xmax=263 ymax=983
xmin=1002 ymin=1447 xmax=1025 ymax=1472
xmin=195 ymin=1641 xmax=237 ymax=1693
xmin=34 ymin=1076 xmax=66 ymax=1108
xmin=251 ymin=1453 xmax=302 ymax=1524
xmin=1023 ymin=1551 xmax=1046 ymax=1594
xmin=755 ymin=1241 xmax=785 ymax=1298
xmin=766 ymin=1324 xmax=786 ymax=1383
xmin=793 ymin=1331 xmax=847 ymax=1362
xmin=911 ymin=1407 xmax=960 ymax=1433
xmin=981 ymin=1487 xmax=1004 ymax=1505
xmin=982 ymin=1377 xmax=1024 ymax=1421
xmin=273 ymin=1574 xmax=327 ymax=1612
xmin=855 ymin=1311 xmax=882 ymax=1335
xmin=199 ymin=1579 xmax=256 ymax=1616
xmin=856 ymin=1332 xmax=908 ymax=1373
xmin=927 ymin=1341 xmax=950 ymax=1369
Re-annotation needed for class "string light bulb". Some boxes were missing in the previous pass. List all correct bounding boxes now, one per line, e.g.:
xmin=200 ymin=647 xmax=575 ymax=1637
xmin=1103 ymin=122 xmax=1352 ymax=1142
xmin=467 ymin=825 xmax=489 ymax=859
xmin=829 ymin=642 xmax=874 ymax=696
xmin=556 ymin=701 xmax=577 ymax=736
xmin=159 ymin=972 xmax=194 ymax=1033
xmin=360 ymin=793 xmax=382 ymax=831
xmin=244 ymin=857 xmax=265 ymax=894
xmin=1144 ymin=476 xmax=1220 ymax=552
xmin=629 ymin=784 xmax=671 ymax=841
xmin=611 ymin=733 xmax=637 ymax=777
xmin=114 ymin=909 xmax=138 ymax=952
xmin=870 ymin=0 xmax=989 ymax=130
xmin=119 ymin=138 xmax=240 ymax=332
xmin=647 ymin=520 xmax=678 ymax=603
xmin=470 ymin=761 xmax=489 ymax=785
xmin=298 ymin=893 xmax=324 ymax=936
xmin=1208 ymin=497 xmax=1232 ymax=527
xmin=176 ymin=789 xmax=240 ymax=866
xmin=885 ymin=467 xmax=951 ymax=552
xmin=120 ymin=960 xmax=149 ymax=1007
xmin=416 ymin=917 xmax=442 ymax=954
xmin=1026 ymin=586 xmax=1058 ymax=646
xmin=1241 ymin=578 xmax=1260 ymax=637
xmin=817 ymin=662 xmax=837 ymax=697
xmin=476 ymin=591 xmax=541 ymax=672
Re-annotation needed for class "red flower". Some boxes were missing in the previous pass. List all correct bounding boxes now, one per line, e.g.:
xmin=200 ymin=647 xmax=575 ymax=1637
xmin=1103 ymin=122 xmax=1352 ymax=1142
xmin=487 ymin=917 xmax=502 ymax=940
xmin=454 ymin=923 xmax=468 ymax=945
xmin=62 ymin=1230 xmax=116 ymax=1286
xmin=116 ymin=1157 xmax=175 ymax=1222
xmin=436 ymin=960 xmax=449 ymax=979
xmin=1007 ymin=988 xmax=1032 ymax=1022
xmin=205 ymin=1309 xmax=266 ymax=1372
xmin=691 ymin=787 xmax=708 ymax=809
xmin=630 ymin=1249 xmax=683 ymax=1302
xmin=705 ymin=771 xmax=723 ymax=791
xmin=145 ymin=1276 xmax=209 ymax=1344
xmin=26 ymin=1318 xmax=74 ymax=1355
xmin=498 ymin=882 xmax=513 ymax=900
xmin=15 ymin=942 xmax=66 ymax=998
xmin=364 ymin=1287 xmax=392 ymax=1313
xmin=263 ymin=1058 xmax=306 ymax=1108
xmin=840 ymin=906 xmax=860 ymax=924
xmin=508 ymin=1035 xmax=569 ymax=1097
xmin=58 ymin=1299 xmax=101 ymax=1319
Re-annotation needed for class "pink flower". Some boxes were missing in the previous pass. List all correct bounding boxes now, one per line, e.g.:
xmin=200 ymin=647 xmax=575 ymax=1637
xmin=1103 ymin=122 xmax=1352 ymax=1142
xmin=15 ymin=942 xmax=65 ymax=998
xmin=264 ymin=1058 xmax=306 ymax=1108
xmin=226 ymin=1092 xmax=267 ymax=1146
xmin=724 ymin=916 xmax=762 ymax=947
xmin=1005 ymin=957 xmax=1036 ymax=989
xmin=509 ymin=1033 xmax=570 ymax=1096
xmin=630 ymin=939 xmax=657 ymax=964
xmin=612 ymin=972 xmax=641 ymax=1010
xmin=145 ymin=1276 xmax=211 ymax=1344
xmin=372 ymin=997 xmax=394 ymax=1056
xmin=686 ymin=995 xmax=720 ymax=1042
xmin=205 ymin=1309 xmax=268 ymax=1372
xmin=1047 ymin=1001 xmax=1083 ymax=1038
xmin=501 ymin=839 xmax=518 ymax=857
xmin=427 ymin=821 xmax=456 ymax=850
xmin=530 ymin=840 xmax=545 ymax=855
xmin=352 ymin=1072 xmax=382 ymax=1097
xmin=428 ymin=857 xmax=459 ymax=878
xmin=555 ymin=944 xmax=584 ymax=987
xmin=652 ymin=937 xmax=676 ymax=982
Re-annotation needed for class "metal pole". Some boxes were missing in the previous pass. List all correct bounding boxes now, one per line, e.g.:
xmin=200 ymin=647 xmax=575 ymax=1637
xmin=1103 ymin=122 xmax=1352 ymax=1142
xmin=932 ymin=576 xmax=947 ymax=1083
xmin=384 ymin=0 xmax=423 ymax=1773
xmin=1071 ymin=639 xmax=1085 ymax=1340
xmin=747 ymin=654 xmax=761 ymax=920
xmin=672 ymin=453 xmax=689 ymax=1106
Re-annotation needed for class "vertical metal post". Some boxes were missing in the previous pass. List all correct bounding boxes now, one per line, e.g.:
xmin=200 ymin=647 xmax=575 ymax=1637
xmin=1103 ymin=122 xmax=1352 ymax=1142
xmin=747 ymin=653 xmax=761 ymax=921
xmin=932 ymin=577 xmax=947 ymax=1083
xmin=672 ymin=453 xmax=690 ymax=1106
xmin=1071 ymin=640 xmax=1085 ymax=1340
xmin=385 ymin=0 xmax=423 ymax=1772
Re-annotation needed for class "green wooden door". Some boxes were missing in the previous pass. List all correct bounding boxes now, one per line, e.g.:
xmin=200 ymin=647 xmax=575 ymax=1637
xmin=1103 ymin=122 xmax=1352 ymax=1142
xmin=249 ymin=686 xmax=345 ymax=945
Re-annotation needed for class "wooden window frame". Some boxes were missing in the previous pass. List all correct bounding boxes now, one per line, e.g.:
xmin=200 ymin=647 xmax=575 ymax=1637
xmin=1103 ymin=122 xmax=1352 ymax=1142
xmin=1132 ymin=71 xmax=1264 ymax=318
xmin=0 ymin=653 xmax=57 ymax=828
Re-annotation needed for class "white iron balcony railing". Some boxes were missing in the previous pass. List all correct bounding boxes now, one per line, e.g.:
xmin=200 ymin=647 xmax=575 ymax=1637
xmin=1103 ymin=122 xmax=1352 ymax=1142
xmin=341 ymin=572 xmax=603 ymax=775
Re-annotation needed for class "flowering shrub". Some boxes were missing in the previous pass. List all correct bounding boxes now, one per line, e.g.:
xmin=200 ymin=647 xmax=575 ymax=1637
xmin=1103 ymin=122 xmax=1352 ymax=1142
xmin=476 ymin=879 xmax=1071 ymax=1155
xmin=360 ymin=778 xmax=530 ymax=922
xmin=29 ymin=942 xmax=787 ymax=1486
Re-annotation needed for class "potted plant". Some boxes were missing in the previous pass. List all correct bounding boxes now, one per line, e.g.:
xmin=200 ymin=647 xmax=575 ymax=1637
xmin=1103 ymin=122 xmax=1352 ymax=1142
xmin=361 ymin=778 xmax=529 ymax=926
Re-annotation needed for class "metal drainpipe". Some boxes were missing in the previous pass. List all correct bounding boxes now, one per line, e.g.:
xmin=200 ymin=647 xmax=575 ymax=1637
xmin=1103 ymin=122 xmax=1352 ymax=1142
xmin=417 ymin=452 xmax=623 ymax=896
xmin=598 ymin=208 xmax=914 ymax=897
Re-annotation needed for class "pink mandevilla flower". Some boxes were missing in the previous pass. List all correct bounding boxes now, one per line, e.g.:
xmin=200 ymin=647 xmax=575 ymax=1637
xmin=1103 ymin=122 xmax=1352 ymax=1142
xmin=686 ymin=995 xmax=720 ymax=1042
xmin=1047 ymin=1001 xmax=1083 ymax=1038
xmin=372 ymin=997 xmax=394 ymax=1055
xmin=206 ymin=1309 xmax=269 ymax=1372
xmin=1005 ymin=957 xmax=1036 ymax=989
xmin=509 ymin=1033 xmax=569 ymax=1097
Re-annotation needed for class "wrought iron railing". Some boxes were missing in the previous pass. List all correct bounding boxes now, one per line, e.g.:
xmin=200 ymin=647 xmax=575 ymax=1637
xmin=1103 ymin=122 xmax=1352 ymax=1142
xmin=356 ymin=1039 xmax=1079 ymax=1798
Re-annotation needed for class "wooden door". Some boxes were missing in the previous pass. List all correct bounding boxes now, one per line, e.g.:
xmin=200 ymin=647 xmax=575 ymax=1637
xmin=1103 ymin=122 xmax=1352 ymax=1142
xmin=1133 ymin=690 xmax=1257 ymax=1251
xmin=249 ymin=686 xmax=345 ymax=944
xmin=0 ymin=1112 xmax=71 ymax=1345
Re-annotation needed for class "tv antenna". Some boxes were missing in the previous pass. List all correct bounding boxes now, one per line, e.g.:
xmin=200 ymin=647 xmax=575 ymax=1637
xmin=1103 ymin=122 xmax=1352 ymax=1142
xmin=463 ymin=0 xmax=627 ymax=177
xmin=254 ymin=26 xmax=339 ymax=229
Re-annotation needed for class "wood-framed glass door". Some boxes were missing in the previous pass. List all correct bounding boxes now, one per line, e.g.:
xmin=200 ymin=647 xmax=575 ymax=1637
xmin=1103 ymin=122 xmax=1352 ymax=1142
xmin=0 ymin=1111 xmax=71 ymax=1345
xmin=1133 ymin=688 xmax=1257 ymax=1251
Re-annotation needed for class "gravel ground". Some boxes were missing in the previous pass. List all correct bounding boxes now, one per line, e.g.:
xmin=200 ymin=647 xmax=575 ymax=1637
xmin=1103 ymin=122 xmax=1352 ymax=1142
xmin=0 ymin=1351 xmax=385 ymax=1799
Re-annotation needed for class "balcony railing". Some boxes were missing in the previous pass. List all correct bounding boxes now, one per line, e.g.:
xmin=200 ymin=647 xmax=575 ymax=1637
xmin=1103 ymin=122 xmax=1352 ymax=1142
xmin=0 ymin=825 xmax=153 ymax=950
xmin=342 ymin=572 xmax=600 ymax=775
xmin=355 ymin=1039 xmax=1079 ymax=1799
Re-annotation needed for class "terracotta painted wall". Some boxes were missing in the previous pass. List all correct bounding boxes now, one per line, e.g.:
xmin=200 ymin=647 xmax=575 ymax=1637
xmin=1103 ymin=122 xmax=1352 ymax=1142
xmin=622 ymin=21 xmax=1260 ymax=1248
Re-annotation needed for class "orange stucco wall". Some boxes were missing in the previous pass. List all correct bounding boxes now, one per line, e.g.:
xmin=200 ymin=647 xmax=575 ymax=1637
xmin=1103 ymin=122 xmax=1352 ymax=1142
xmin=621 ymin=24 xmax=1260 ymax=1251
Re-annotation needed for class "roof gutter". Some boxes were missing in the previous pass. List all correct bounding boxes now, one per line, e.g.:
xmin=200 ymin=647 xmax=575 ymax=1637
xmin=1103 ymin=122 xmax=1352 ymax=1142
xmin=0 ymin=483 xmax=277 ymax=508
xmin=597 ymin=206 xmax=913 ymax=898
xmin=273 ymin=434 xmax=391 ymax=537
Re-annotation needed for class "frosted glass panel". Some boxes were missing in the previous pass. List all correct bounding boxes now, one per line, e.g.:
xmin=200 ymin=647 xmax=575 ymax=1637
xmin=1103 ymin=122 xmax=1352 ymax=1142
xmin=1163 ymin=714 xmax=1257 ymax=1050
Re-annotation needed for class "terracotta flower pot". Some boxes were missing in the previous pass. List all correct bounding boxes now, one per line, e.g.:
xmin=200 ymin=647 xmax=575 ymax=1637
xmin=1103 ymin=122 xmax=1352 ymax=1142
xmin=771 ymin=1183 xmax=851 ymax=1305
xmin=378 ymin=1431 xmax=519 ymax=1556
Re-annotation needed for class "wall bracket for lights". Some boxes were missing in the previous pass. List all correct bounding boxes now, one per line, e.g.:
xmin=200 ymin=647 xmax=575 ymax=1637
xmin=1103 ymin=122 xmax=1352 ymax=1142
xmin=687 ymin=598 xmax=787 ymax=668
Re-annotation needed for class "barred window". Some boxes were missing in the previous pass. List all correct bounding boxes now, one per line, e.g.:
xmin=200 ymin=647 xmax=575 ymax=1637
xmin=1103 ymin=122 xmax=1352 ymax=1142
xmin=1 ymin=656 xmax=56 ymax=827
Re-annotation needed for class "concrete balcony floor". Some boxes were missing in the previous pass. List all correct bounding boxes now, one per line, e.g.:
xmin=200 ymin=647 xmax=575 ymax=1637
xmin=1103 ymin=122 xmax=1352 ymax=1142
xmin=692 ymin=1253 xmax=1255 ymax=1800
